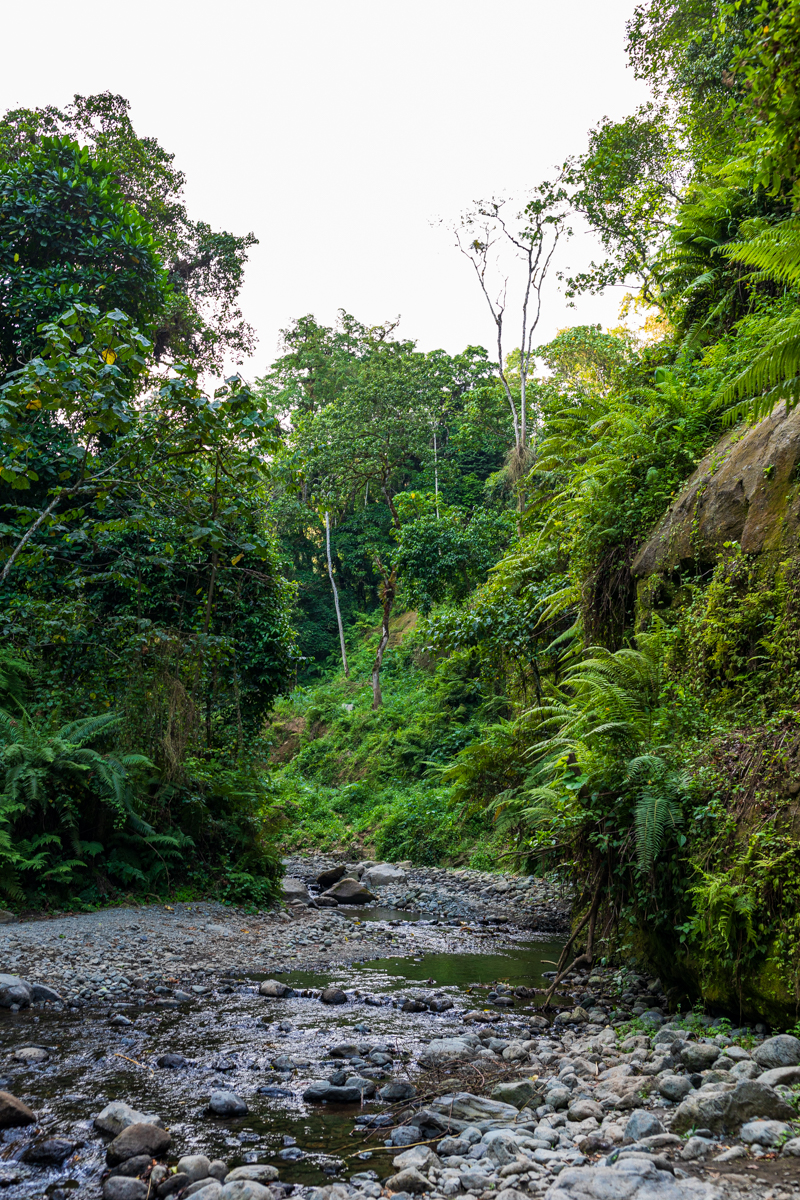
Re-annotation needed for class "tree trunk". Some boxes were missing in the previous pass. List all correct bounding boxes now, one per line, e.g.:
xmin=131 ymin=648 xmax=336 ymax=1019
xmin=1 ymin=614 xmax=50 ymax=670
xmin=325 ymin=512 xmax=349 ymax=677
xmin=371 ymin=565 xmax=396 ymax=710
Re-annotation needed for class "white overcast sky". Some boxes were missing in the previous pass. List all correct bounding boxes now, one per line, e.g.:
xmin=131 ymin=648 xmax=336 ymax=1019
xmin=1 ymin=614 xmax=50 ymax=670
xmin=3 ymin=0 xmax=650 ymax=379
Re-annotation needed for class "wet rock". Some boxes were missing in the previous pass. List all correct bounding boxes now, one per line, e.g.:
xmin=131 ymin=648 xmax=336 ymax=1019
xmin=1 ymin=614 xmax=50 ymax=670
xmin=384 ymin=1167 xmax=430 ymax=1194
xmin=108 ymin=1156 xmax=152 ymax=1178
xmin=178 ymin=1155 xmax=212 ymax=1182
xmin=752 ymin=1034 xmax=800 ymax=1069
xmin=321 ymin=878 xmax=376 ymax=905
xmin=304 ymin=1082 xmax=362 ymax=1103
xmin=0 ymin=975 xmax=31 ymax=1008
xmin=22 ymin=1138 xmax=75 ymax=1163
xmin=209 ymin=1089 xmax=248 ymax=1116
xmin=257 ymin=1086 xmax=293 ymax=1097
xmin=225 ymin=1167 xmax=279 ymax=1183
xmin=428 ymin=998 xmax=453 ymax=1013
xmin=259 ymin=980 xmax=295 ymax=998
xmin=158 ymin=1173 xmax=190 ymax=1197
xmin=0 ymin=1091 xmax=35 ymax=1127
xmin=158 ymin=1053 xmax=188 ymax=1069
xmin=282 ymin=878 xmax=310 ymax=902
xmin=103 ymin=1179 xmax=149 ymax=1200
xmin=317 ymin=865 xmax=346 ymax=888
xmin=316 ymin=896 xmax=339 ymax=908
xmin=320 ymin=987 xmax=347 ymax=1005
xmin=110 ymin=1015 xmax=133 ymax=1027
xmin=680 ymin=1043 xmax=720 ymax=1072
xmin=740 ymin=1118 xmax=792 ymax=1145
xmin=379 ymin=1081 xmax=416 ymax=1102
xmin=345 ymin=1075 xmax=377 ymax=1096
xmin=95 ymin=1101 xmax=163 ymax=1136
xmin=107 ymin=1122 xmax=171 ymax=1165
xmin=13 ymin=1046 xmax=48 ymax=1063
xmin=209 ymin=1163 xmax=229 ymax=1181
xmin=418 ymin=1037 xmax=477 ymax=1066
xmin=624 ymin=1110 xmax=664 ymax=1142
xmin=329 ymin=1043 xmax=359 ymax=1058
xmin=219 ymin=1181 xmax=274 ymax=1200
xmin=30 ymin=983 xmax=62 ymax=1002
xmin=391 ymin=1126 xmax=422 ymax=1147
xmin=402 ymin=999 xmax=428 ymax=1013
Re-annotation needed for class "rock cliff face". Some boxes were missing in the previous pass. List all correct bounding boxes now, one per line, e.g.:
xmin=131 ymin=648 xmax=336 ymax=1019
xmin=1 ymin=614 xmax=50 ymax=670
xmin=633 ymin=404 xmax=800 ymax=577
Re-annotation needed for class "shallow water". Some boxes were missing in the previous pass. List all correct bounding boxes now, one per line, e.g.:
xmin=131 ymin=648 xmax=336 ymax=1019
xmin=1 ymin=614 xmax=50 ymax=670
xmin=0 ymin=934 xmax=564 ymax=1196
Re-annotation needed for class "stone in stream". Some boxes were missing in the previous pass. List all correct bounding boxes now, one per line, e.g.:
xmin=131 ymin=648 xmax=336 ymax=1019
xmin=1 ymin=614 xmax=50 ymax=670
xmin=21 ymin=1138 xmax=75 ymax=1163
xmin=219 ymin=1182 xmax=274 ymax=1200
xmin=384 ymin=1167 xmax=430 ymax=1194
xmin=209 ymin=1089 xmax=248 ymax=1116
xmin=321 ymin=878 xmax=376 ymax=905
xmin=329 ymin=1042 xmax=359 ymax=1057
xmin=317 ymin=865 xmax=346 ymax=888
xmin=178 ymin=1155 xmax=212 ymax=1182
xmin=30 ymin=982 xmax=62 ymax=1003
xmin=158 ymin=1173 xmax=190 ymax=1197
xmin=378 ymin=1081 xmax=416 ymax=1102
xmin=417 ymin=1037 xmax=476 ymax=1065
xmin=361 ymin=864 xmax=407 ymax=889
xmin=224 ymin=1167 xmax=279 ymax=1183
xmin=430 ymin=1092 xmax=519 ymax=1123
xmin=392 ymin=1146 xmax=440 ymax=1171
xmin=258 ymin=980 xmax=295 ymax=999
xmin=0 ymin=1091 xmax=35 ymax=1127
xmin=0 ymin=975 xmax=31 ymax=1008
xmin=401 ymin=998 xmax=428 ymax=1013
xmin=316 ymin=895 xmax=339 ymax=908
xmin=13 ymin=1045 xmax=48 ymax=1063
xmin=157 ymin=1053 xmax=188 ymax=1069
xmin=752 ymin=1033 xmax=800 ymax=1068
xmin=106 ymin=1122 xmax=171 ymax=1165
xmin=320 ymin=987 xmax=347 ymax=1005
xmin=103 ymin=1180 xmax=149 ymax=1200
xmin=257 ymin=1085 xmax=293 ymax=1097
xmin=491 ymin=1079 xmax=539 ymax=1107
xmin=282 ymin=877 xmax=310 ymax=903
xmin=110 ymin=1015 xmax=133 ymax=1027
xmin=108 ymin=1156 xmax=152 ymax=1178
xmin=185 ymin=1185 xmax=221 ymax=1200
xmin=95 ymin=1101 xmax=163 ymax=1136
xmin=304 ymin=1081 xmax=363 ymax=1103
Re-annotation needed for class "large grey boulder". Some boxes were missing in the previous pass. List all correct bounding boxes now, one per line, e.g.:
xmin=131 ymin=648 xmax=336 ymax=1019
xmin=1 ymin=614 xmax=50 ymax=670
xmin=0 ymin=974 xmax=31 ymax=1008
xmin=671 ymin=1088 xmax=732 ymax=1135
xmin=361 ymin=863 xmax=407 ymax=889
xmin=94 ymin=1101 xmax=163 ymax=1136
xmin=740 ymin=1119 xmax=792 ymax=1146
xmin=681 ymin=1043 xmax=720 ymax=1072
xmin=218 ymin=1183 xmax=273 ymax=1200
xmin=657 ymin=1075 xmax=693 ymax=1103
xmin=625 ymin=1110 xmax=665 ymax=1142
xmin=178 ymin=1156 xmax=212 ymax=1183
xmin=392 ymin=1146 xmax=440 ymax=1171
xmin=724 ymin=1079 xmax=795 ymax=1126
xmin=492 ymin=1078 xmax=540 ymax=1108
xmin=258 ymin=980 xmax=295 ymax=998
xmin=758 ymin=1064 xmax=800 ymax=1087
xmin=224 ymin=1167 xmax=279 ymax=1183
xmin=106 ymin=1123 xmax=171 ymax=1166
xmin=320 ymin=877 xmax=376 ymax=905
xmin=384 ymin=1167 xmax=430 ymax=1194
xmin=316 ymin=865 xmax=346 ymax=888
xmin=208 ymin=1090 xmax=247 ymax=1116
xmin=282 ymin=877 xmax=310 ymax=902
xmin=0 ymin=1092 xmax=35 ymax=1128
xmin=378 ymin=1080 xmax=416 ymax=1101
xmin=103 ymin=1180 xmax=148 ymax=1200
xmin=752 ymin=1034 xmax=800 ymax=1069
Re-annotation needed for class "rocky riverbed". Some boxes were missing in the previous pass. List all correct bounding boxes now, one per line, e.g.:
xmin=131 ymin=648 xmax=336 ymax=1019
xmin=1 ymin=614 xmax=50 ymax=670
xmin=0 ymin=858 xmax=797 ymax=1200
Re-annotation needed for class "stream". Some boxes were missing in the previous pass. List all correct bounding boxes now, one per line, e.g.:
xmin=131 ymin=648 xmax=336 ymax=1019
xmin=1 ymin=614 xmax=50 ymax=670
xmin=0 ymin=911 xmax=564 ymax=1199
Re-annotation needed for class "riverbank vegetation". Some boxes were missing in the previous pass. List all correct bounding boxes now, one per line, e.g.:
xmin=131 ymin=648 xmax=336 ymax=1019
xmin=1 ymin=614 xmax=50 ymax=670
xmin=4 ymin=2 xmax=800 ymax=1022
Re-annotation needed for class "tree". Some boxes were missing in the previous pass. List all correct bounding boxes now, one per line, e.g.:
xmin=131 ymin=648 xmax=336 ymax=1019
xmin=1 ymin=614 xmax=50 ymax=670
xmin=0 ymin=94 xmax=257 ymax=371
xmin=452 ymin=192 xmax=567 ymax=488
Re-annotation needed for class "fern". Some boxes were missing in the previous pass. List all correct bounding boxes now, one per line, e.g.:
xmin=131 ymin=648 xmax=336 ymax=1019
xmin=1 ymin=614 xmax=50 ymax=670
xmin=628 ymin=755 xmax=686 ymax=868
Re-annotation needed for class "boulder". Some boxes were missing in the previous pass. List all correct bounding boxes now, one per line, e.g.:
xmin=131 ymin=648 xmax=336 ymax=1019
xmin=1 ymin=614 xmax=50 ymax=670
xmin=178 ymin=1155 xmax=212 ymax=1183
xmin=392 ymin=1146 xmax=440 ymax=1171
xmin=106 ymin=1123 xmax=171 ymax=1166
xmin=724 ymin=1079 xmax=795 ymax=1126
xmin=107 ymin=1156 xmax=152 ymax=1179
xmin=329 ymin=1043 xmax=359 ymax=1057
xmin=317 ymin=865 xmax=346 ymax=888
xmin=104 ymin=1180 xmax=148 ymax=1200
xmin=361 ymin=863 xmax=408 ymax=889
xmin=258 ymin=980 xmax=295 ymax=999
xmin=758 ymin=1065 xmax=800 ymax=1087
xmin=158 ymin=1054 xmax=188 ymax=1069
xmin=185 ymin=1185 xmax=222 ymax=1200
xmin=218 ymin=1184 xmax=273 ymax=1200
xmin=95 ymin=1101 xmax=163 ymax=1136
xmin=671 ymin=1088 xmax=733 ymax=1135
xmin=567 ymin=1099 xmax=604 ymax=1122
xmin=546 ymin=1158 xmax=712 ymax=1198
xmin=0 ymin=1091 xmax=35 ymax=1128
xmin=383 ymin=1167 xmax=430 ymax=1194
xmin=418 ymin=1038 xmax=478 ymax=1067
xmin=0 ymin=974 xmax=31 ymax=1008
xmin=430 ymin=1091 xmax=519 ymax=1123
xmin=491 ymin=1079 xmax=541 ymax=1108
xmin=320 ymin=877 xmax=376 ymax=905
xmin=282 ymin=877 xmax=310 ymax=902
xmin=13 ymin=1046 xmax=48 ymax=1063
xmin=740 ymin=1119 xmax=792 ymax=1146
xmin=624 ymin=1110 xmax=664 ymax=1142
xmin=681 ymin=1043 xmax=720 ymax=1072
xmin=224 ymin=1167 xmax=279 ymax=1183
xmin=158 ymin=1173 xmax=190 ymax=1197
xmin=320 ymin=987 xmax=347 ymax=1005
xmin=209 ymin=1090 xmax=248 ymax=1116
xmin=30 ymin=983 xmax=62 ymax=1003
xmin=378 ymin=1080 xmax=416 ymax=1102
xmin=657 ymin=1075 xmax=693 ymax=1103
xmin=22 ymin=1138 xmax=75 ymax=1163
xmin=752 ymin=1034 xmax=800 ymax=1069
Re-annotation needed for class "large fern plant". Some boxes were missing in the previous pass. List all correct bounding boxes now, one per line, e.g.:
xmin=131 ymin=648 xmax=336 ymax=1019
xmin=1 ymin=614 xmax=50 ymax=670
xmin=720 ymin=218 xmax=800 ymax=421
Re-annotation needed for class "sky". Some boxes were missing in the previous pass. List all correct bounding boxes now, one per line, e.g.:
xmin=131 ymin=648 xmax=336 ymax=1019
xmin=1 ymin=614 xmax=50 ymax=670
xmin=3 ymin=0 xmax=651 ymax=379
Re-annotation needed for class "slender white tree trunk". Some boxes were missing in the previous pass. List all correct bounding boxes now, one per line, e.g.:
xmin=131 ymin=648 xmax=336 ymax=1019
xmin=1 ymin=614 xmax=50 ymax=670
xmin=433 ymin=429 xmax=440 ymax=518
xmin=325 ymin=512 xmax=349 ymax=677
